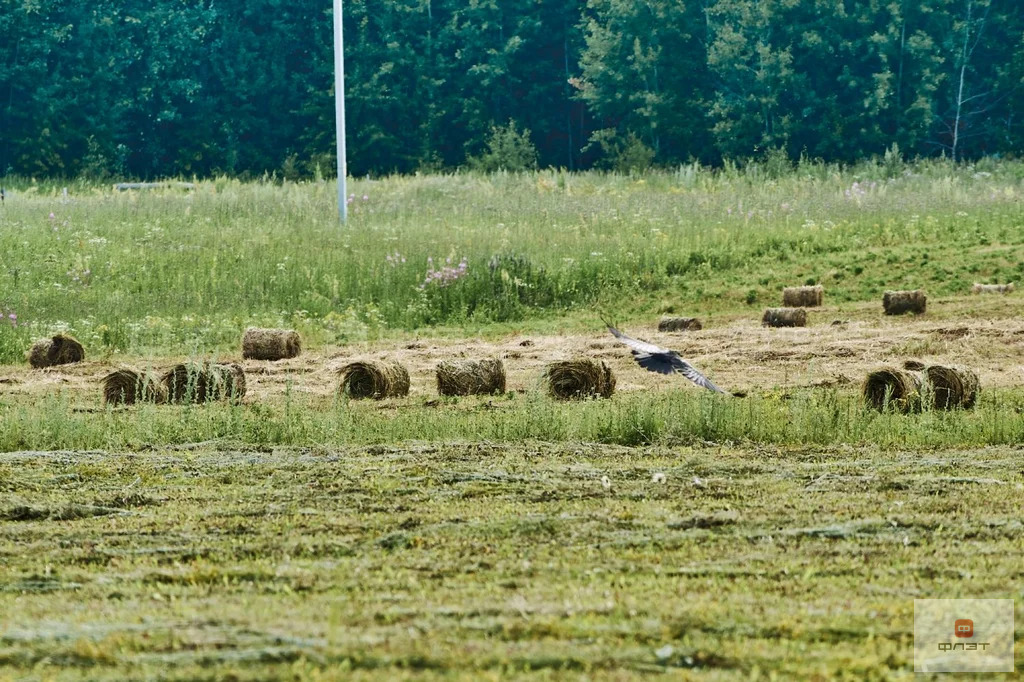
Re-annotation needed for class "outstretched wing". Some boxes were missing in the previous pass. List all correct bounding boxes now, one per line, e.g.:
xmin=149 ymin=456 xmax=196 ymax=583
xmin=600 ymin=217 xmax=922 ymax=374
xmin=607 ymin=325 xmax=727 ymax=394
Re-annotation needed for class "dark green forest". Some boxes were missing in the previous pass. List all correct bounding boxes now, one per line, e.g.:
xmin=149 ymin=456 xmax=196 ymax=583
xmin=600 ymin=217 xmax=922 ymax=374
xmin=1 ymin=0 xmax=1022 ymax=179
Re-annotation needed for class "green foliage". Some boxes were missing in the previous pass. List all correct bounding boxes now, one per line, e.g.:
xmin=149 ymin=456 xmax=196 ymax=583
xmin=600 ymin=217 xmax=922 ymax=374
xmin=2 ymin=0 xmax=1022 ymax=178
xmin=468 ymin=121 xmax=539 ymax=173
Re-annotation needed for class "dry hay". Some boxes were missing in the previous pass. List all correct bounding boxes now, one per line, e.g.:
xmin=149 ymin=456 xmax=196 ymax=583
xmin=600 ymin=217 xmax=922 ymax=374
xmin=436 ymin=358 xmax=506 ymax=396
xmin=163 ymin=362 xmax=247 ymax=404
xmin=863 ymin=368 xmax=924 ymax=412
xmin=782 ymin=285 xmax=824 ymax=307
xmin=242 ymin=327 xmax=302 ymax=360
xmin=102 ymin=369 xmax=167 ymax=406
xmin=761 ymin=308 xmax=807 ymax=328
xmin=27 ymin=334 xmax=85 ymax=369
xmin=657 ymin=317 xmax=703 ymax=332
xmin=903 ymin=359 xmax=927 ymax=371
xmin=883 ymin=290 xmax=926 ymax=315
xmin=925 ymin=364 xmax=980 ymax=410
xmin=339 ymin=360 xmax=410 ymax=399
xmin=972 ymin=282 xmax=1014 ymax=295
xmin=545 ymin=358 xmax=616 ymax=400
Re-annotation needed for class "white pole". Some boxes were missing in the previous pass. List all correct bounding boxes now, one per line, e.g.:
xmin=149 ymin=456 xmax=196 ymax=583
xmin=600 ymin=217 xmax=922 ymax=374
xmin=333 ymin=0 xmax=347 ymax=223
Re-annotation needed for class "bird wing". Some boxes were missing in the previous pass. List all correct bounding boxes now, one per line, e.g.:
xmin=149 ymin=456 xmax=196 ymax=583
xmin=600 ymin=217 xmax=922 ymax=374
xmin=607 ymin=325 xmax=727 ymax=394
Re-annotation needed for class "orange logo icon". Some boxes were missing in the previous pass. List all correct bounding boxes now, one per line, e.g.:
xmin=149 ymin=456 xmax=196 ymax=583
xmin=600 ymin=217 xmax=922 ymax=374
xmin=954 ymin=619 xmax=974 ymax=638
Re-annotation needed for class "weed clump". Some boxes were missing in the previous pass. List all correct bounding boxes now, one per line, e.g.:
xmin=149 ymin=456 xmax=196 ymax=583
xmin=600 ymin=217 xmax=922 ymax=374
xmin=28 ymin=334 xmax=85 ymax=368
xmin=163 ymin=362 xmax=246 ymax=404
xmin=658 ymin=317 xmax=703 ymax=332
xmin=782 ymin=285 xmax=824 ymax=307
xmin=762 ymin=308 xmax=807 ymax=327
xmin=340 ymin=360 xmax=410 ymax=399
xmin=863 ymin=368 xmax=924 ymax=412
xmin=102 ymin=369 xmax=167 ymax=405
xmin=436 ymin=358 xmax=506 ymax=396
xmin=883 ymin=290 xmax=926 ymax=315
xmin=545 ymin=358 xmax=615 ymax=400
xmin=242 ymin=327 xmax=302 ymax=360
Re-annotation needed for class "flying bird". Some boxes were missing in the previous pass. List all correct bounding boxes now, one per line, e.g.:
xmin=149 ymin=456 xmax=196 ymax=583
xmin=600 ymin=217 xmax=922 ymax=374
xmin=605 ymin=321 xmax=727 ymax=394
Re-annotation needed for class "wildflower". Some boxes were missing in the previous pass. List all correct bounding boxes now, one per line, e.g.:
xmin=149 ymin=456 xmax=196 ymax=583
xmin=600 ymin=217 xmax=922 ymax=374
xmin=362 ymin=195 xmax=368 ymax=201
xmin=600 ymin=475 xmax=611 ymax=489
xmin=692 ymin=476 xmax=705 ymax=488
xmin=651 ymin=472 xmax=666 ymax=484
xmin=654 ymin=645 xmax=674 ymax=661
xmin=49 ymin=212 xmax=55 ymax=219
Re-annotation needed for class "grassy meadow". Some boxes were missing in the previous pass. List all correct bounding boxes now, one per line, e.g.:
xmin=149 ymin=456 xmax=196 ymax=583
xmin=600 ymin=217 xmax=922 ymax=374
xmin=2 ymin=161 xmax=1024 ymax=679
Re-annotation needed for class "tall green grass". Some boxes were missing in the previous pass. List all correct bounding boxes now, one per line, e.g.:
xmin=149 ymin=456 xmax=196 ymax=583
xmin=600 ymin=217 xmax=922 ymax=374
xmin=1 ymin=159 xmax=1022 ymax=361
xmin=3 ymin=388 xmax=1024 ymax=452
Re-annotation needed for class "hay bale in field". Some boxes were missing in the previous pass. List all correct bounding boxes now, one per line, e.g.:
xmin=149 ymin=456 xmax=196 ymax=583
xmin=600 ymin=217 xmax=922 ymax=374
xmin=102 ymin=369 xmax=167 ymax=406
xmin=436 ymin=358 xmax=506 ymax=396
xmin=657 ymin=317 xmax=703 ymax=332
xmin=903 ymin=359 xmax=926 ymax=372
xmin=761 ymin=308 xmax=807 ymax=328
xmin=972 ymin=282 xmax=1014 ymax=295
xmin=27 ymin=333 xmax=85 ymax=369
xmin=883 ymin=290 xmax=926 ymax=315
xmin=241 ymin=327 xmax=302 ymax=360
xmin=782 ymin=285 xmax=824 ymax=307
xmin=339 ymin=360 xmax=410 ymax=399
xmin=545 ymin=358 xmax=616 ymax=400
xmin=163 ymin=362 xmax=246 ymax=404
xmin=863 ymin=368 xmax=924 ymax=412
xmin=925 ymin=364 xmax=980 ymax=410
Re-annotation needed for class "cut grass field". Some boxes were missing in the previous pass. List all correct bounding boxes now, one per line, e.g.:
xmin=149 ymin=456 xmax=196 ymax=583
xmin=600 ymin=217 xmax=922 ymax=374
xmin=1 ymin=443 xmax=1021 ymax=680
xmin=2 ymin=163 xmax=1024 ymax=678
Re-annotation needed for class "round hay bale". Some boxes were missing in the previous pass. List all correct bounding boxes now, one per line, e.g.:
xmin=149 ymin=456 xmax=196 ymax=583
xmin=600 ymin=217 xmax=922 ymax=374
xmin=339 ymin=360 xmax=410 ymax=399
xmin=27 ymin=333 xmax=85 ymax=368
xmin=903 ymin=359 xmax=926 ymax=371
xmin=657 ymin=317 xmax=703 ymax=332
xmin=883 ymin=290 xmax=926 ymax=315
xmin=163 ymin=362 xmax=247 ymax=404
xmin=242 ymin=327 xmax=302 ymax=360
xmin=782 ymin=285 xmax=824 ymax=307
xmin=863 ymin=368 xmax=924 ymax=412
xmin=761 ymin=308 xmax=807 ymax=328
xmin=545 ymin=358 xmax=616 ymax=400
xmin=972 ymin=282 xmax=1014 ymax=295
xmin=436 ymin=358 xmax=506 ymax=396
xmin=925 ymin=365 xmax=979 ymax=410
xmin=102 ymin=369 xmax=167 ymax=406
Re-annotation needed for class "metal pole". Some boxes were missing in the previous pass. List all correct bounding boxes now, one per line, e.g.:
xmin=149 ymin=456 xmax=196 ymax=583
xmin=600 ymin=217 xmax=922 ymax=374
xmin=333 ymin=0 xmax=347 ymax=223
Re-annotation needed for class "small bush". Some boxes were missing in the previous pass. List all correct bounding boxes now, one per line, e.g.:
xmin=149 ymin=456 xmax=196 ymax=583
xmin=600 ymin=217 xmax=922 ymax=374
xmin=468 ymin=121 xmax=538 ymax=173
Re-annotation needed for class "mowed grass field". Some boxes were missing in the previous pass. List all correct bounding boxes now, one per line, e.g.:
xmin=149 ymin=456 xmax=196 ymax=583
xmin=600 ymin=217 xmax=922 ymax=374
xmin=2 ymin=162 xmax=1024 ymax=679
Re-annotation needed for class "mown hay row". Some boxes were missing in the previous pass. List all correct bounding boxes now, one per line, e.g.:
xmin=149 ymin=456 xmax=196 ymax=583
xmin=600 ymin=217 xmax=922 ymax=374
xmin=782 ymin=285 xmax=823 ymax=307
xmin=340 ymin=360 xmax=410 ymax=399
xmin=925 ymin=364 xmax=979 ymax=410
xmin=972 ymin=282 xmax=1014 ymax=295
xmin=242 ymin=327 xmax=302 ymax=361
xmin=657 ymin=317 xmax=703 ymax=332
xmin=102 ymin=369 xmax=168 ymax=406
xmin=27 ymin=334 xmax=85 ymax=369
xmin=545 ymin=358 xmax=615 ymax=400
xmin=863 ymin=368 xmax=923 ymax=412
xmin=883 ymin=290 xmax=926 ymax=315
xmin=163 ymin=363 xmax=246 ymax=404
xmin=436 ymin=358 xmax=506 ymax=396
xmin=762 ymin=308 xmax=807 ymax=328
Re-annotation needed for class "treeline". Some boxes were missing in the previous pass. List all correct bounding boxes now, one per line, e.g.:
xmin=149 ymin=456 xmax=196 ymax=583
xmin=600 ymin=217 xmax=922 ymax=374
xmin=1 ymin=0 xmax=1022 ymax=179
